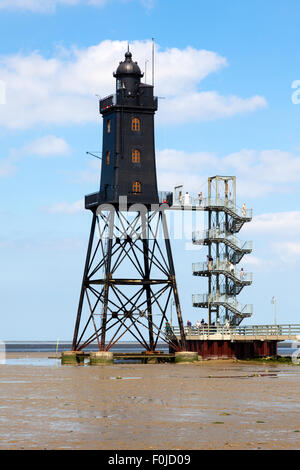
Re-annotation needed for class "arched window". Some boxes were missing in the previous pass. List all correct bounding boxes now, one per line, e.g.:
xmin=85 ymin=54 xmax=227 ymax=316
xmin=131 ymin=117 xmax=140 ymax=132
xmin=132 ymin=149 xmax=140 ymax=163
xmin=132 ymin=181 xmax=141 ymax=193
xmin=106 ymin=151 xmax=110 ymax=165
xmin=107 ymin=119 xmax=111 ymax=133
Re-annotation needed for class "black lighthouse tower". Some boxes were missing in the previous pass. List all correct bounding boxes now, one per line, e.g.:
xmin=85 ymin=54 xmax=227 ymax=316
xmin=72 ymin=50 xmax=186 ymax=353
xmin=99 ymin=50 xmax=159 ymax=206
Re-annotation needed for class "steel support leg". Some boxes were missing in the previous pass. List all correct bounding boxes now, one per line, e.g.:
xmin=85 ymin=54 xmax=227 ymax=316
xmin=72 ymin=212 xmax=97 ymax=350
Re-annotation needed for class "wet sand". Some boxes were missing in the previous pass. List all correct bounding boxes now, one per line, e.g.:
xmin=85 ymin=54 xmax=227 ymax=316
xmin=0 ymin=353 xmax=300 ymax=450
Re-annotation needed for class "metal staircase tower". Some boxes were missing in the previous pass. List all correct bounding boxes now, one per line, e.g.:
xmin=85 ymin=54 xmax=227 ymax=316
xmin=192 ymin=176 xmax=253 ymax=326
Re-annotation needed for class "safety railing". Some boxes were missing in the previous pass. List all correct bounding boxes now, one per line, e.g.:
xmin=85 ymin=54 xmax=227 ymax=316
xmin=100 ymin=94 xmax=117 ymax=112
xmin=192 ymin=294 xmax=253 ymax=316
xmin=192 ymin=229 xmax=253 ymax=252
xmin=173 ymin=196 xmax=252 ymax=219
xmin=192 ymin=261 xmax=253 ymax=283
xmin=204 ymin=197 xmax=252 ymax=219
xmin=170 ymin=324 xmax=300 ymax=339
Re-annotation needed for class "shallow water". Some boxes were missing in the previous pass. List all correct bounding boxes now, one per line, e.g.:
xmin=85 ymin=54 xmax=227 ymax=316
xmin=1 ymin=358 xmax=61 ymax=367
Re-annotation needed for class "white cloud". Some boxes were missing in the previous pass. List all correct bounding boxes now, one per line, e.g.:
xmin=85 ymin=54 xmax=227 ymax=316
xmin=155 ymin=47 xmax=228 ymax=96
xmin=241 ymin=255 xmax=274 ymax=273
xmin=156 ymin=148 xmax=217 ymax=194
xmin=245 ymin=211 xmax=300 ymax=235
xmin=242 ymin=255 xmax=264 ymax=267
xmin=74 ymin=158 xmax=101 ymax=183
xmin=24 ymin=135 xmax=70 ymax=156
xmin=0 ymin=0 xmax=156 ymax=12
xmin=272 ymin=241 xmax=300 ymax=266
xmin=224 ymin=149 xmax=300 ymax=197
xmin=141 ymin=0 xmax=154 ymax=8
xmin=0 ymin=40 xmax=266 ymax=129
xmin=159 ymin=92 xmax=266 ymax=125
xmin=155 ymin=147 xmax=300 ymax=198
xmin=47 ymin=199 xmax=84 ymax=214
xmin=0 ymin=0 xmax=107 ymax=12
xmin=157 ymin=148 xmax=217 ymax=173
xmin=241 ymin=211 xmax=300 ymax=267
xmin=0 ymin=135 xmax=70 ymax=178
xmin=273 ymin=241 xmax=300 ymax=257
xmin=0 ymin=0 xmax=155 ymax=13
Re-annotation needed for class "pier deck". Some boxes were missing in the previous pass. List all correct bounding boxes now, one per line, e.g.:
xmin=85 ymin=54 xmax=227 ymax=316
xmin=172 ymin=324 xmax=300 ymax=342
xmin=169 ymin=324 xmax=300 ymax=360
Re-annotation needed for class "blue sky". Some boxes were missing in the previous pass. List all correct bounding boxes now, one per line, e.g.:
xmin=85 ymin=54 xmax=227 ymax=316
xmin=0 ymin=0 xmax=300 ymax=340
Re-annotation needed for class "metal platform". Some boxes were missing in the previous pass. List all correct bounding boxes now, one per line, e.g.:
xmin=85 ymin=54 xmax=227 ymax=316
xmin=171 ymin=324 xmax=300 ymax=342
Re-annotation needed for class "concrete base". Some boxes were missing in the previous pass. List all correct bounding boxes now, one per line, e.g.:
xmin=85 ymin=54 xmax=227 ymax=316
xmin=175 ymin=351 xmax=198 ymax=363
xmin=146 ymin=357 xmax=159 ymax=364
xmin=90 ymin=351 xmax=114 ymax=365
xmin=61 ymin=351 xmax=85 ymax=365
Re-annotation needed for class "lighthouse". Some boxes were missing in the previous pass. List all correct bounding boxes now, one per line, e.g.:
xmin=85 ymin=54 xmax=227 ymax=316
xmin=99 ymin=50 xmax=159 ymax=206
xmin=70 ymin=50 xmax=186 ymax=357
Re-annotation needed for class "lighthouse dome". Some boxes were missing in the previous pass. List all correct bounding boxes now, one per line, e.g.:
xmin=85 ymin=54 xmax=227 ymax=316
xmin=114 ymin=51 xmax=143 ymax=77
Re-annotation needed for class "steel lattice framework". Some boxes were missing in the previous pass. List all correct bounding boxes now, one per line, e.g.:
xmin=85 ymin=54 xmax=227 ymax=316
xmin=72 ymin=206 xmax=186 ymax=352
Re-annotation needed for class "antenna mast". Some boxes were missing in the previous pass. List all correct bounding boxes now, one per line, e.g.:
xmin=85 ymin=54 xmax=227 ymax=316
xmin=145 ymin=59 xmax=149 ymax=84
xmin=152 ymin=38 xmax=155 ymax=87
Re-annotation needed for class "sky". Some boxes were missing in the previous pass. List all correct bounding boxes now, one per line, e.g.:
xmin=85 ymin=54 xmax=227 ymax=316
xmin=0 ymin=0 xmax=300 ymax=340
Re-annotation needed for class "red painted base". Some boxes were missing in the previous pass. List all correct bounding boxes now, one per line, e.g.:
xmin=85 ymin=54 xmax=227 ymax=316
xmin=171 ymin=340 xmax=278 ymax=360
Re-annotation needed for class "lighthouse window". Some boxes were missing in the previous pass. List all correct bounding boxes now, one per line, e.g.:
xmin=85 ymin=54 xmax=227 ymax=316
xmin=132 ymin=149 xmax=140 ymax=163
xmin=132 ymin=181 xmax=141 ymax=193
xmin=131 ymin=117 xmax=140 ymax=132
xmin=107 ymin=119 xmax=111 ymax=133
xmin=106 ymin=151 xmax=110 ymax=165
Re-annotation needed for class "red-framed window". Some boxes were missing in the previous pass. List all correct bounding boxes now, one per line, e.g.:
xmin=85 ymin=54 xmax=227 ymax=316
xmin=131 ymin=117 xmax=140 ymax=131
xmin=132 ymin=181 xmax=141 ymax=193
xmin=132 ymin=149 xmax=141 ymax=163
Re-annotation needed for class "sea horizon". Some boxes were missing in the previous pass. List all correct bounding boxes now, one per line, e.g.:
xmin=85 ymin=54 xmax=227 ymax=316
xmin=0 ymin=340 xmax=296 ymax=355
xmin=1 ymin=341 xmax=169 ymax=353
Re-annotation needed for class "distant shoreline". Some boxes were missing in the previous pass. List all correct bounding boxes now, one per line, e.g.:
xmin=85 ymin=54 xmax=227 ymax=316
xmin=1 ymin=341 xmax=169 ymax=353
xmin=0 ymin=341 xmax=295 ymax=356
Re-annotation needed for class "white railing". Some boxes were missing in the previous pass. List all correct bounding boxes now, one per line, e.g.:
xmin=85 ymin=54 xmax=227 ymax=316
xmin=192 ymin=260 xmax=253 ymax=283
xmin=170 ymin=324 xmax=300 ymax=339
xmin=192 ymin=229 xmax=253 ymax=252
xmin=204 ymin=197 xmax=252 ymax=219
xmin=174 ymin=196 xmax=252 ymax=219
xmin=192 ymin=294 xmax=253 ymax=316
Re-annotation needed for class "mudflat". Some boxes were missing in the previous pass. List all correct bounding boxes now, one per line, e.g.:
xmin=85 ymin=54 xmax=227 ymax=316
xmin=0 ymin=354 xmax=300 ymax=450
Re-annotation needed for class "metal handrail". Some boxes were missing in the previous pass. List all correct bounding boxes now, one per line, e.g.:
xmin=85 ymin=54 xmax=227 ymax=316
xmin=192 ymin=294 xmax=253 ymax=316
xmin=174 ymin=196 xmax=252 ymax=220
xmin=171 ymin=324 xmax=300 ymax=339
xmin=192 ymin=229 xmax=253 ymax=252
xmin=192 ymin=260 xmax=253 ymax=283
xmin=204 ymin=197 xmax=252 ymax=219
xmin=100 ymin=94 xmax=117 ymax=110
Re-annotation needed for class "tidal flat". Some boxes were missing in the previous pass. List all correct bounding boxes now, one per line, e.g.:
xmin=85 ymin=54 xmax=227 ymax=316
xmin=0 ymin=353 xmax=299 ymax=450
